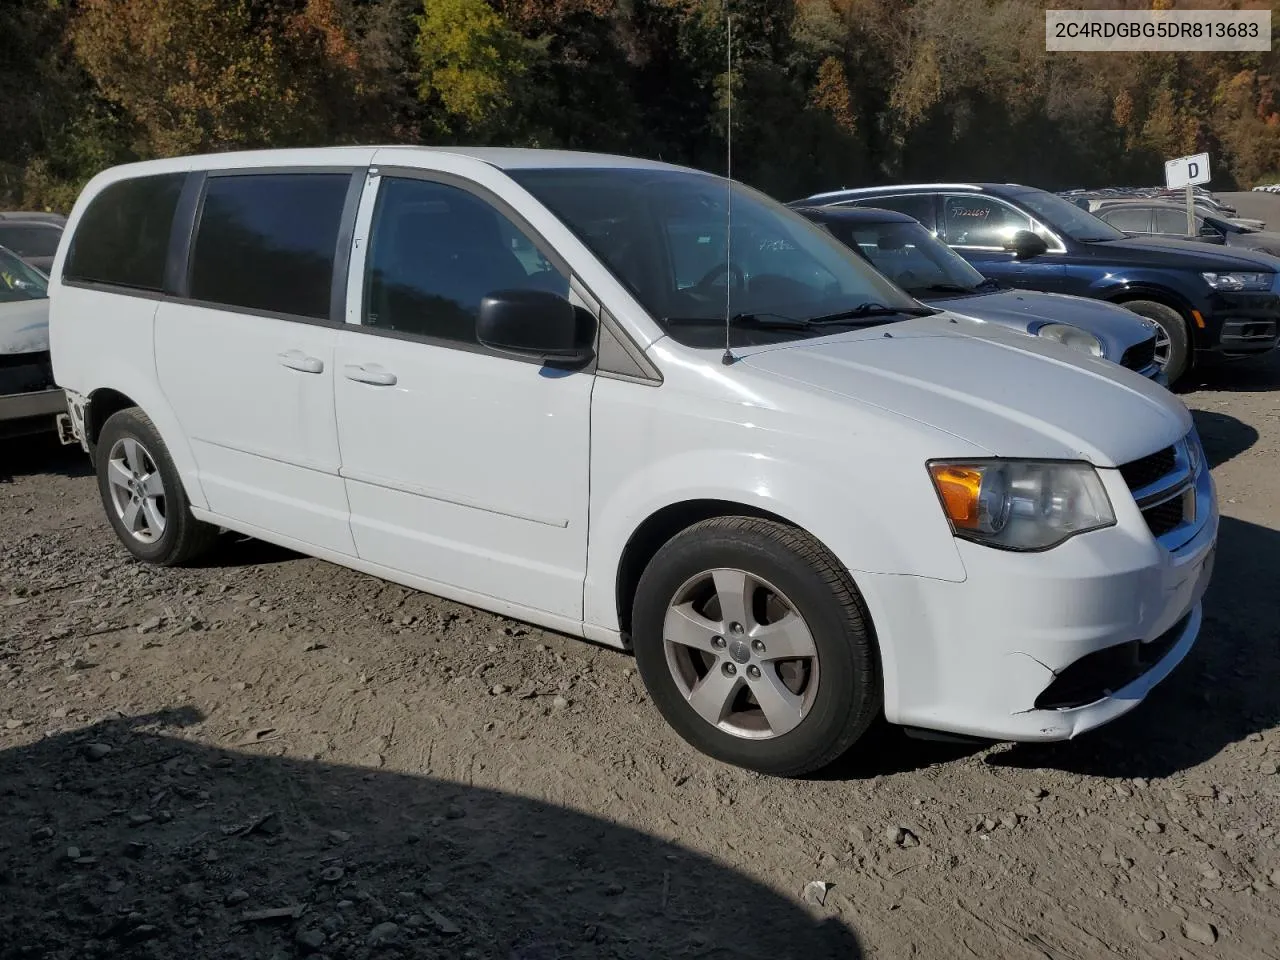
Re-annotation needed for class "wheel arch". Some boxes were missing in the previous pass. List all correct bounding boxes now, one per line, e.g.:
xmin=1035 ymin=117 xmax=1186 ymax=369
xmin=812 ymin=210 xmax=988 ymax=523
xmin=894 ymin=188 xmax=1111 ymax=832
xmin=83 ymin=382 xmax=208 ymax=510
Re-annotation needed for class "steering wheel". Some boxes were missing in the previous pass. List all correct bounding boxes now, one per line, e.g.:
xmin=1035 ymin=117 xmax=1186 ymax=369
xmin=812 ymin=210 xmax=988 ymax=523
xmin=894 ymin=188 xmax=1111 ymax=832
xmin=693 ymin=262 xmax=745 ymax=293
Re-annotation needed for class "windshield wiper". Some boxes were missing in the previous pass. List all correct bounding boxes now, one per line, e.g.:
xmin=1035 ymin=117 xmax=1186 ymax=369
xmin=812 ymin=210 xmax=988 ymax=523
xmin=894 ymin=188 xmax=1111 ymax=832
xmin=663 ymin=312 xmax=818 ymax=331
xmin=911 ymin=282 xmax=977 ymax=295
xmin=808 ymin=302 xmax=940 ymax=323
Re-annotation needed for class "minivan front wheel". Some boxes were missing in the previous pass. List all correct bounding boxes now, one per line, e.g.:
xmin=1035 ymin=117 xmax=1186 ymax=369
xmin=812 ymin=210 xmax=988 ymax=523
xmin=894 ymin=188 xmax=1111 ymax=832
xmin=1120 ymin=300 xmax=1190 ymax=385
xmin=95 ymin=408 xmax=219 ymax=566
xmin=632 ymin=517 xmax=880 ymax=777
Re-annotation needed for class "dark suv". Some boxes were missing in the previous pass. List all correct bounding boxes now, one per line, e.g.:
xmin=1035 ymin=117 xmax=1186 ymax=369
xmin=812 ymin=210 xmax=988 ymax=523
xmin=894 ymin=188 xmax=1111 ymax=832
xmin=792 ymin=182 xmax=1280 ymax=384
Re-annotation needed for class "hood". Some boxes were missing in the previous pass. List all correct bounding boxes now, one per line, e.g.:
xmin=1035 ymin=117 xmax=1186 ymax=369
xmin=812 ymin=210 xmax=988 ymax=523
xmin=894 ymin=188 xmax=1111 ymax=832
xmin=739 ymin=316 xmax=1190 ymax=467
xmin=1226 ymin=229 xmax=1280 ymax=258
xmin=925 ymin=289 xmax=1155 ymax=355
xmin=1094 ymin=234 xmax=1280 ymax=271
xmin=0 ymin=297 xmax=50 ymax=355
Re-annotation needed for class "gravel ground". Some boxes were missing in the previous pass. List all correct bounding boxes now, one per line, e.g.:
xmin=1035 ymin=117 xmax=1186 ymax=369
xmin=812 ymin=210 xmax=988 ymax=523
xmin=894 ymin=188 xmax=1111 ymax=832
xmin=2 ymin=354 xmax=1279 ymax=960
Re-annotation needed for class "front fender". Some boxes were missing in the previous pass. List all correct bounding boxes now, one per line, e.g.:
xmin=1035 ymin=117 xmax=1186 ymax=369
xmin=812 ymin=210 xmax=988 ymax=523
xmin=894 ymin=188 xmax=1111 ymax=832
xmin=583 ymin=446 xmax=968 ymax=633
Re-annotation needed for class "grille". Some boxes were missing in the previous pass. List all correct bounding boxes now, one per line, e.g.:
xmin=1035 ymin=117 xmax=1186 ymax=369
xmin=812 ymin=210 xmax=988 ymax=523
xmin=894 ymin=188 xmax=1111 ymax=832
xmin=1143 ymin=497 xmax=1185 ymax=537
xmin=1120 ymin=337 xmax=1156 ymax=372
xmin=1118 ymin=446 xmax=1176 ymax=492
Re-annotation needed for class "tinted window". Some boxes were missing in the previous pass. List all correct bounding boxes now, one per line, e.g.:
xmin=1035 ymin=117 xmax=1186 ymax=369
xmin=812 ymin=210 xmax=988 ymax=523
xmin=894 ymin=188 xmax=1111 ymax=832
xmin=190 ymin=173 xmax=350 ymax=320
xmin=364 ymin=177 xmax=569 ymax=344
xmin=0 ymin=223 xmax=61 ymax=258
xmin=851 ymin=195 xmax=936 ymax=231
xmin=942 ymin=195 xmax=1033 ymax=247
xmin=1153 ymin=207 xmax=1198 ymax=235
xmin=1100 ymin=206 xmax=1153 ymax=233
xmin=511 ymin=168 xmax=924 ymax=349
xmin=64 ymin=173 xmax=184 ymax=290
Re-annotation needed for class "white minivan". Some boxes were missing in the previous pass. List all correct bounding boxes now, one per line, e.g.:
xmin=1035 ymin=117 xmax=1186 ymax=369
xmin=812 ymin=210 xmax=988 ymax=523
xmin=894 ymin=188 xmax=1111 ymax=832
xmin=48 ymin=147 xmax=1217 ymax=776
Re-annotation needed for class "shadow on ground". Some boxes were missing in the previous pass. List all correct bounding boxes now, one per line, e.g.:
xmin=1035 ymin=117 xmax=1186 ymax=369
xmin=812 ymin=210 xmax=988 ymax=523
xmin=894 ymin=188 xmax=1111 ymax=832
xmin=1182 ymin=350 xmax=1280 ymax=394
xmin=988 ymin=514 xmax=1280 ymax=780
xmin=1191 ymin=408 xmax=1258 ymax=469
xmin=0 ymin=431 xmax=91 ymax=482
xmin=0 ymin=709 xmax=862 ymax=960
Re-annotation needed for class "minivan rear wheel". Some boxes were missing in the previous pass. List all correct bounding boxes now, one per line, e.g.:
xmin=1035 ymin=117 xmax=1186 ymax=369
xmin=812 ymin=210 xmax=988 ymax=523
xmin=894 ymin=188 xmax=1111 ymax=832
xmin=1119 ymin=300 xmax=1190 ymax=385
xmin=95 ymin=408 xmax=219 ymax=566
xmin=631 ymin=516 xmax=880 ymax=777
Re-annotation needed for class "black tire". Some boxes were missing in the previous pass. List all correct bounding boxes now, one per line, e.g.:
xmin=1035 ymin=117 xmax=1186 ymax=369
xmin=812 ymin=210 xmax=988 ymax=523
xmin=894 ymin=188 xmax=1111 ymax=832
xmin=94 ymin=407 xmax=219 ymax=566
xmin=1119 ymin=299 xmax=1191 ymax=386
xmin=631 ymin=516 xmax=881 ymax=777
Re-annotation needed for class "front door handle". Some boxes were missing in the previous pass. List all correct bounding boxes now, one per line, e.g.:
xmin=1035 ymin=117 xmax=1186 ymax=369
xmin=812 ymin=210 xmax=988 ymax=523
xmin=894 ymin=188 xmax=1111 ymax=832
xmin=277 ymin=349 xmax=324 ymax=374
xmin=343 ymin=363 xmax=397 ymax=386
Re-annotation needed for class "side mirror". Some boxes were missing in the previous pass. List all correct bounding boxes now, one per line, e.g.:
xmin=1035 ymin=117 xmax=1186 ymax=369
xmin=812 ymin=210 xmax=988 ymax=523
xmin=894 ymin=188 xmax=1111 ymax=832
xmin=477 ymin=289 xmax=593 ymax=365
xmin=1005 ymin=230 xmax=1049 ymax=260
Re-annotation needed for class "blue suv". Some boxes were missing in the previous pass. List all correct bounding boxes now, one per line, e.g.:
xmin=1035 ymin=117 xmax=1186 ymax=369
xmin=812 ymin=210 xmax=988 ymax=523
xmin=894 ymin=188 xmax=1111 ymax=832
xmin=793 ymin=182 xmax=1280 ymax=384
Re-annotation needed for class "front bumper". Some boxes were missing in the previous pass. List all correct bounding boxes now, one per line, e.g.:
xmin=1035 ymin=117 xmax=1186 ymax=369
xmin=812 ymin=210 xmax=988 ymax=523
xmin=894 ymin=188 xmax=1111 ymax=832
xmin=862 ymin=453 xmax=1217 ymax=742
xmin=1202 ymin=288 xmax=1280 ymax=356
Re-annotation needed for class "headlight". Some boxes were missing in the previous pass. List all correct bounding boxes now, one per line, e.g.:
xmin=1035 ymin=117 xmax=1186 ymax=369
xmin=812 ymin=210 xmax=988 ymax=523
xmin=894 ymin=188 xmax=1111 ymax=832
xmin=1185 ymin=429 xmax=1203 ymax=476
xmin=927 ymin=460 xmax=1116 ymax=550
xmin=1036 ymin=322 xmax=1104 ymax=358
xmin=1201 ymin=271 xmax=1272 ymax=292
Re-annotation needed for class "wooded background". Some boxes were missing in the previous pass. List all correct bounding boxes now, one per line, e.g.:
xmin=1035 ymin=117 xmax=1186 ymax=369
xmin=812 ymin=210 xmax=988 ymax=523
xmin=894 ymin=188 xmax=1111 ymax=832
xmin=3 ymin=0 xmax=1278 ymax=211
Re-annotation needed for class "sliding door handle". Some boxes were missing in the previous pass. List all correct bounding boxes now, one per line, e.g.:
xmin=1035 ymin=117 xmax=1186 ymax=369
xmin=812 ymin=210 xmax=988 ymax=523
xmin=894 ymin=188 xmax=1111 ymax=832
xmin=343 ymin=363 xmax=398 ymax=386
xmin=277 ymin=350 xmax=324 ymax=374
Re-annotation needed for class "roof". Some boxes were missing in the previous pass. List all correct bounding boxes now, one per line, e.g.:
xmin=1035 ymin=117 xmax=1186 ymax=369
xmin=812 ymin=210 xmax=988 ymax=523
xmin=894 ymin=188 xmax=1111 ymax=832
xmin=79 ymin=145 xmax=698 ymax=182
xmin=790 ymin=204 xmax=918 ymax=225
xmin=797 ymin=183 xmax=1038 ymax=204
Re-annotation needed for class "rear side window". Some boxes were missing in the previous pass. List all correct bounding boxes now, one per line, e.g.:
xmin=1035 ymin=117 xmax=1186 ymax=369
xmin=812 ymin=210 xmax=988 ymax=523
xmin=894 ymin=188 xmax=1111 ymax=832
xmin=64 ymin=173 xmax=184 ymax=290
xmin=189 ymin=173 xmax=351 ymax=320
xmin=1100 ymin=206 xmax=1153 ymax=233
xmin=0 ymin=223 xmax=62 ymax=258
xmin=848 ymin=194 xmax=936 ymax=232
xmin=1153 ymin=208 xmax=1198 ymax=235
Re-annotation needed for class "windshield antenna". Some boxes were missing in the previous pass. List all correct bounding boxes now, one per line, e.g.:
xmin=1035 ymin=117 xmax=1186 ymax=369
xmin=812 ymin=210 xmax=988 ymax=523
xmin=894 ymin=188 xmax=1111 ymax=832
xmin=721 ymin=10 xmax=735 ymax=365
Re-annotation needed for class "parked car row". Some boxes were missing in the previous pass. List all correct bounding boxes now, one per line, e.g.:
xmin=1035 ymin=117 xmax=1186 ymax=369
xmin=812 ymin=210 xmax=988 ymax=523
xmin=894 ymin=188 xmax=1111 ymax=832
xmin=1253 ymin=183 xmax=1280 ymax=193
xmin=792 ymin=182 xmax=1280 ymax=384
xmin=27 ymin=146 xmax=1218 ymax=778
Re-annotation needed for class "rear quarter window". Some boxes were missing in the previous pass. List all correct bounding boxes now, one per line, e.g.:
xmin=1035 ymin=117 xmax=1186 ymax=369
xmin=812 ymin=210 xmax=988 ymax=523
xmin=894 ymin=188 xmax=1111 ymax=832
xmin=63 ymin=173 xmax=185 ymax=290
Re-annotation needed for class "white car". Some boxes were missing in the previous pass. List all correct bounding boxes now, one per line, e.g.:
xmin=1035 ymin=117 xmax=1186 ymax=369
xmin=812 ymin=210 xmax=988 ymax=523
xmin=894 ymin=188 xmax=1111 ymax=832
xmin=0 ymin=245 xmax=64 ymax=439
xmin=47 ymin=147 xmax=1217 ymax=776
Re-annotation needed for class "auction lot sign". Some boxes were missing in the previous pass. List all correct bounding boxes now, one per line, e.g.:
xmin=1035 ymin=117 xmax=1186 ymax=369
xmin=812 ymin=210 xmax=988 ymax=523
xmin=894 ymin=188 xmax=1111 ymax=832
xmin=1046 ymin=9 xmax=1270 ymax=51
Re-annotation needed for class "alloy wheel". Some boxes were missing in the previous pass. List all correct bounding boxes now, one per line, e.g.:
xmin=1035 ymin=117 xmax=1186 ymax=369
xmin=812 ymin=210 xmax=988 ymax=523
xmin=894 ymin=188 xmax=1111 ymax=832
xmin=662 ymin=568 xmax=820 ymax=739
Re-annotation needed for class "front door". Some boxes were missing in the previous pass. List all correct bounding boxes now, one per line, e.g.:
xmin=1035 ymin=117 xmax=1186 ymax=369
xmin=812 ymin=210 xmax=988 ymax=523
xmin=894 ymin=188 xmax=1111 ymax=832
xmin=155 ymin=169 xmax=360 ymax=555
xmin=941 ymin=193 xmax=1068 ymax=293
xmin=333 ymin=172 xmax=594 ymax=621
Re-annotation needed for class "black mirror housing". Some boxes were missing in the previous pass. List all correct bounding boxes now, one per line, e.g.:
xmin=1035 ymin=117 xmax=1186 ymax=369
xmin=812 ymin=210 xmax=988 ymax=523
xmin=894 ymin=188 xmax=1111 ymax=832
xmin=477 ymin=289 xmax=594 ymax=365
xmin=1006 ymin=229 xmax=1049 ymax=260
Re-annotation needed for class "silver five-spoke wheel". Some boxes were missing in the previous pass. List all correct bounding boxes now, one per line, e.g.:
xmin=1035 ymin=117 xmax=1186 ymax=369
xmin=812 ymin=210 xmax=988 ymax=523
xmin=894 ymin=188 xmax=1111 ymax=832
xmin=105 ymin=437 xmax=167 ymax=543
xmin=663 ymin=567 xmax=819 ymax=739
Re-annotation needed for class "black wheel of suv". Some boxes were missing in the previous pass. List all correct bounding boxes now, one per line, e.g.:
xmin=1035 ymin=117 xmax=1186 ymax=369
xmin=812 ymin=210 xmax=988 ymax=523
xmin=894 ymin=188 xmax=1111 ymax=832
xmin=94 ymin=408 xmax=219 ymax=566
xmin=631 ymin=516 xmax=881 ymax=777
xmin=1120 ymin=300 xmax=1191 ymax=385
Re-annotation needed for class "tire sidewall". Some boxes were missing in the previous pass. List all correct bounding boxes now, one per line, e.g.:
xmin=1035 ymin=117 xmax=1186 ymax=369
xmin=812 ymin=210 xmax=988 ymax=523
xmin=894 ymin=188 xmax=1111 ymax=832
xmin=632 ymin=525 xmax=876 ymax=775
xmin=95 ymin=410 xmax=191 ymax=565
xmin=1121 ymin=299 xmax=1191 ymax=384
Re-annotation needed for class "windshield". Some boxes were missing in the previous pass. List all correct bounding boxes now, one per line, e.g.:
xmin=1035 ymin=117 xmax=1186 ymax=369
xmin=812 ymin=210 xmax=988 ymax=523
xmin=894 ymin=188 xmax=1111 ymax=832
xmin=0 ymin=246 xmax=48 ymax=302
xmin=1013 ymin=189 xmax=1126 ymax=243
xmin=509 ymin=167 xmax=925 ymax=347
xmin=821 ymin=218 xmax=987 ymax=296
xmin=0 ymin=223 xmax=61 ymax=258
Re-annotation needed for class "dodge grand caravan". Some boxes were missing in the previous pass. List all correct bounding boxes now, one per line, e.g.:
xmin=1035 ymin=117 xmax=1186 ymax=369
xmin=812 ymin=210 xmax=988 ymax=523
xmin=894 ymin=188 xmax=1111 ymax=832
xmin=47 ymin=148 xmax=1217 ymax=776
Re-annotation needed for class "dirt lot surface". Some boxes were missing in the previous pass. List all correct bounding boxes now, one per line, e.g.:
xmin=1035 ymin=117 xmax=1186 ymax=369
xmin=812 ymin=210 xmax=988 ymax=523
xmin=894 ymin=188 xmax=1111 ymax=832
xmin=2 ymin=355 xmax=1279 ymax=960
